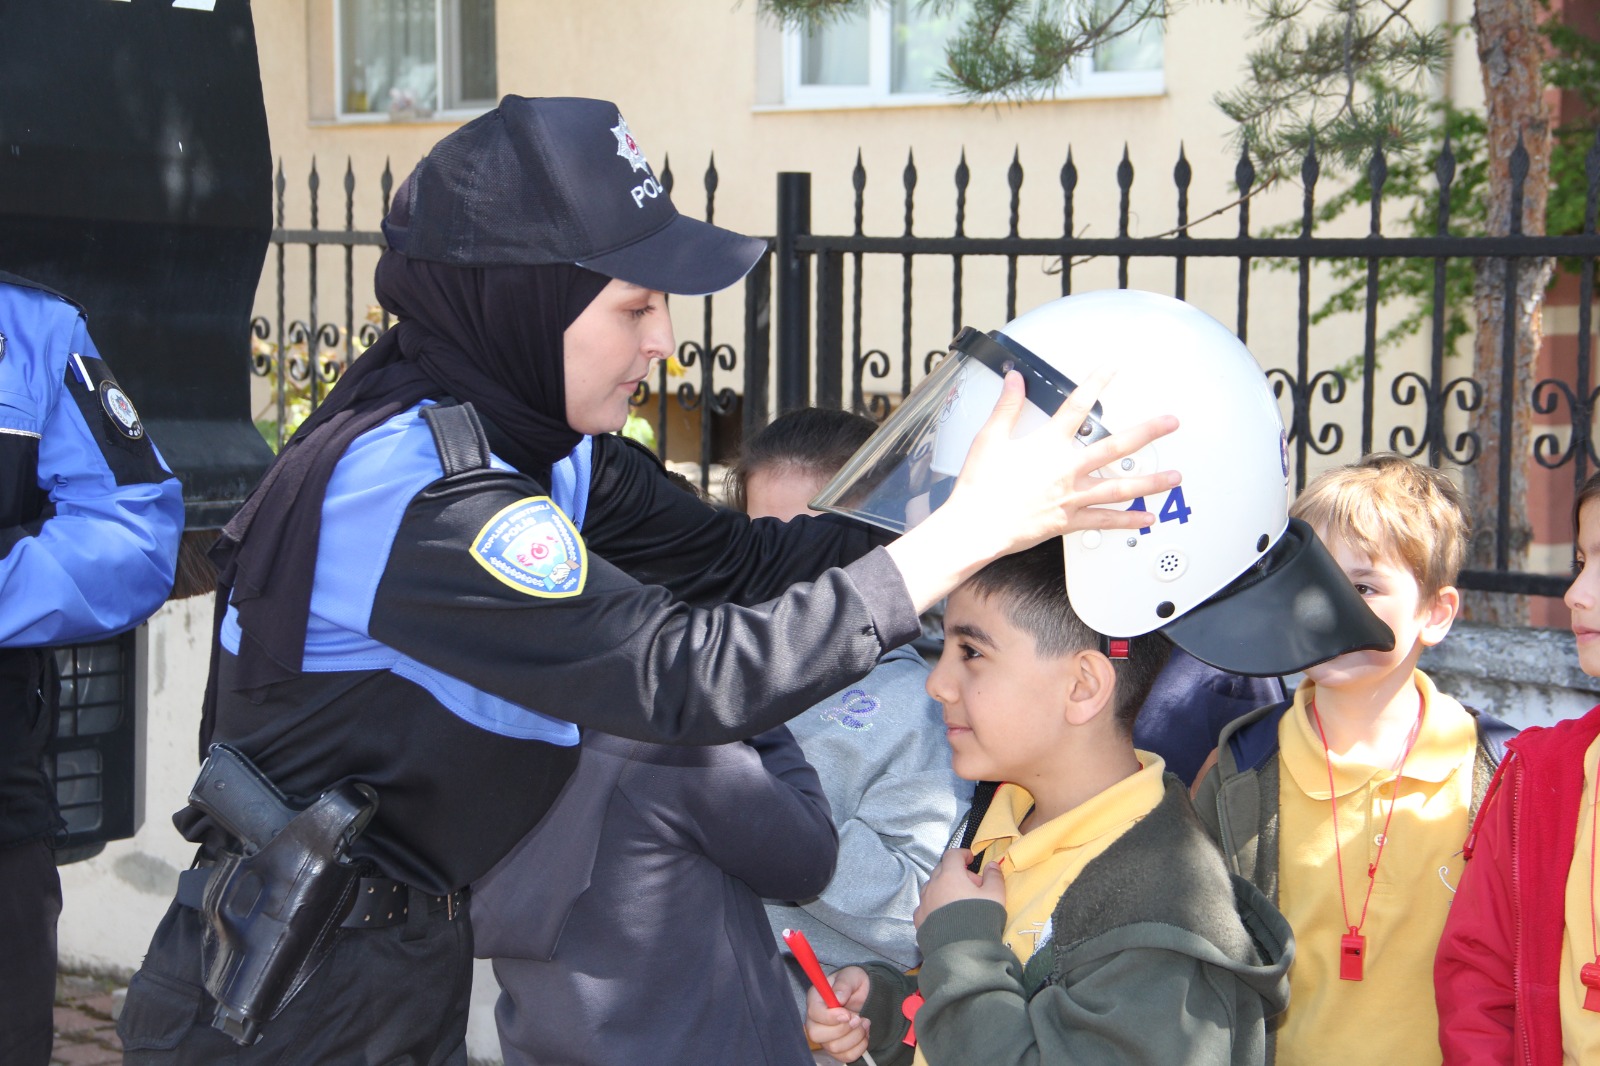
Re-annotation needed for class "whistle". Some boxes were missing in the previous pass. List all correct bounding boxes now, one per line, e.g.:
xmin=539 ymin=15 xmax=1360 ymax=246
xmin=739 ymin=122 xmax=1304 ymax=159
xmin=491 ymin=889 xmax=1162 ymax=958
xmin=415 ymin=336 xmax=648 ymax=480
xmin=1339 ymin=932 xmax=1366 ymax=982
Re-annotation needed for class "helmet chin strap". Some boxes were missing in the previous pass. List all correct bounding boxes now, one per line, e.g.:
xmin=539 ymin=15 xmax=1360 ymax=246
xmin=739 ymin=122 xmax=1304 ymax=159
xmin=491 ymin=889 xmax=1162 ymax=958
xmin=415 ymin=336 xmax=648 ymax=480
xmin=1099 ymin=634 xmax=1132 ymax=661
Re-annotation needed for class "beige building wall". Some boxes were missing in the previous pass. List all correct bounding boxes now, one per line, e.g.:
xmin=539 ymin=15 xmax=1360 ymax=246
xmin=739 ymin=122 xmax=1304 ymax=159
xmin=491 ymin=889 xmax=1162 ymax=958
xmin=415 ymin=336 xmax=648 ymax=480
xmin=251 ymin=0 xmax=1487 ymax=484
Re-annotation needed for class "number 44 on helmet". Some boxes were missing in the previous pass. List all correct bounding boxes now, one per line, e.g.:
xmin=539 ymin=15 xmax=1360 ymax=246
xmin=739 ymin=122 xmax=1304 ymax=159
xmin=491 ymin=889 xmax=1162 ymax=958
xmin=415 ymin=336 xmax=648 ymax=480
xmin=811 ymin=288 xmax=1394 ymax=677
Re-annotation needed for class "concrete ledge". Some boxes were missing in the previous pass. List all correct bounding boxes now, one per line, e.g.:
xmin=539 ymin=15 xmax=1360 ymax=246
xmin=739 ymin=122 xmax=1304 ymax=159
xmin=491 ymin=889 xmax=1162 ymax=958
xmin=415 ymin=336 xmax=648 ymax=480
xmin=1420 ymin=621 xmax=1600 ymax=729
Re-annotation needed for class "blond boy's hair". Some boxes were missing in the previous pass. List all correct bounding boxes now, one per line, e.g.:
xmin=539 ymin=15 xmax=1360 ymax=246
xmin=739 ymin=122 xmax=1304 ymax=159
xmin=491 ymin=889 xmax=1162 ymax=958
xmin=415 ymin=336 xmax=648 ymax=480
xmin=1290 ymin=453 xmax=1469 ymax=601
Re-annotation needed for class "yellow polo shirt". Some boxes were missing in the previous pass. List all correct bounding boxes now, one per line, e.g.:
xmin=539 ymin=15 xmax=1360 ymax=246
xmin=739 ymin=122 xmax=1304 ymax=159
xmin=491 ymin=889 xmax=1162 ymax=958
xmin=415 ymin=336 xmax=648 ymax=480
xmin=970 ymin=751 xmax=1167 ymax=963
xmin=1559 ymin=732 xmax=1600 ymax=1063
xmin=1275 ymin=673 xmax=1475 ymax=1066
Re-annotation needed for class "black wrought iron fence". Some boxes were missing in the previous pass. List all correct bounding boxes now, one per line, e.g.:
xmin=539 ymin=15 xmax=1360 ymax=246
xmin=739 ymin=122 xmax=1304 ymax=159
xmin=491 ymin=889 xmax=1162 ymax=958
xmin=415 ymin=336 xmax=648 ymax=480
xmin=253 ymin=134 xmax=1600 ymax=602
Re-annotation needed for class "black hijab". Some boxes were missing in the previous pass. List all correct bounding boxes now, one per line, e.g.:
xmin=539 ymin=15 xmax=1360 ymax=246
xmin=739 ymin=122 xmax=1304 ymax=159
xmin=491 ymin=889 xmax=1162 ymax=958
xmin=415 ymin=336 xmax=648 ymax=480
xmin=209 ymin=190 xmax=611 ymax=706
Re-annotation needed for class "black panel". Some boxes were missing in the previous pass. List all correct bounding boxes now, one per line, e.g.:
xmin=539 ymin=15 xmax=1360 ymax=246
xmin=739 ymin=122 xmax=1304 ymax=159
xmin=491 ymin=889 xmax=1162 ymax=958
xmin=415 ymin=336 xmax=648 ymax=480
xmin=0 ymin=0 xmax=274 ymax=528
xmin=49 ymin=632 xmax=139 ymax=860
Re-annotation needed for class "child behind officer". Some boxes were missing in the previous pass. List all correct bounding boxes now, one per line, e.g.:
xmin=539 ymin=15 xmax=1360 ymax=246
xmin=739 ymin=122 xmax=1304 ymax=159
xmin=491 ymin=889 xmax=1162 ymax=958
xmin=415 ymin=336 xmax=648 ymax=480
xmin=806 ymin=539 xmax=1292 ymax=1066
xmin=1193 ymin=452 xmax=1511 ymax=1064
xmin=729 ymin=408 xmax=970 ymax=1016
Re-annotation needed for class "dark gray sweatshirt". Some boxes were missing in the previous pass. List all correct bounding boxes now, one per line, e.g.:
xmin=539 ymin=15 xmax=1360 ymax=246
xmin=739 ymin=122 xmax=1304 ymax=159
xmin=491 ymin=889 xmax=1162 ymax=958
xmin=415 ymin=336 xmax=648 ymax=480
xmin=471 ymin=726 xmax=837 ymax=1066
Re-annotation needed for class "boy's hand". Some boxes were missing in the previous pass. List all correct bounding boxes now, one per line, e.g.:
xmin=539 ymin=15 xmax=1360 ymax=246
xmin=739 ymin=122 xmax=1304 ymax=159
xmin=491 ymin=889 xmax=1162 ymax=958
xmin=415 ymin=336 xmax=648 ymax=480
xmin=804 ymin=966 xmax=872 ymax=1062
xmin=915 ymin=848 xmax=1005 ymax=929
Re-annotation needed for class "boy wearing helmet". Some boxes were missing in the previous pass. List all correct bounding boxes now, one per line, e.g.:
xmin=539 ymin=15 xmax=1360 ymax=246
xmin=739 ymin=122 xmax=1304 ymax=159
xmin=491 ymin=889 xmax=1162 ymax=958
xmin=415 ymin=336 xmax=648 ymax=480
xmin=1192 ymin=454 xmax=1513 ymax=1064
xmin=806 ymin=539 xmax=1292 ymax=1065
xmin=803 ymin=290 xmax=1396 ymax=1065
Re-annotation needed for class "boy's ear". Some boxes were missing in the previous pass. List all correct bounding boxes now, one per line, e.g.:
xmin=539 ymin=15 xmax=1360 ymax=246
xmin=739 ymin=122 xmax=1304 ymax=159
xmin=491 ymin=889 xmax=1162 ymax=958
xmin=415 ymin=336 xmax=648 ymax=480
xmin=1420 ymin=584 xmax=1461 ymax=647
xmin=1063 ymin=650 xmax=1119 ymax=728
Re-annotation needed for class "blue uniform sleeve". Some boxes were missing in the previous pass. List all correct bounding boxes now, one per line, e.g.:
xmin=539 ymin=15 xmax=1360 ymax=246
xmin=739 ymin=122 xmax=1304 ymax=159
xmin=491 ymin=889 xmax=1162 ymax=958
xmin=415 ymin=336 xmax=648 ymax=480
xmin=0 ymin=301 xmax=182 ymax=646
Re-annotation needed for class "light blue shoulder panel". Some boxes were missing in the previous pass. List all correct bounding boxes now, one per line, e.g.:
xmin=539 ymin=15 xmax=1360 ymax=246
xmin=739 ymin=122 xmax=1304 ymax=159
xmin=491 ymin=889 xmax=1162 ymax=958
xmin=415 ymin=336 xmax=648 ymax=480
xmin=220 ymin=403 xmax=594 ymax=745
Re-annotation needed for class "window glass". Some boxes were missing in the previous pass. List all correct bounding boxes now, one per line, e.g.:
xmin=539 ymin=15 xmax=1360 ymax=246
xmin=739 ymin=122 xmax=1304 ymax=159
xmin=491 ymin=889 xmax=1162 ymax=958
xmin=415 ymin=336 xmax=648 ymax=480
xmin=890 ymin=0 xmax=964 ymax=94
xmin=801 ymin=8 xmax=870 ymax=86
xmin=783 ymin=0 xmax=1161 ymax=105
xmin=342 ymin=0 xmax=438 ymax=114
xmin=455 ymin=0 xmax=498 ymax=103
xmin=1092 ymin=0 xmax=1163 ymax=73
xmin=340 ymin=0 xmax=497 ymax=116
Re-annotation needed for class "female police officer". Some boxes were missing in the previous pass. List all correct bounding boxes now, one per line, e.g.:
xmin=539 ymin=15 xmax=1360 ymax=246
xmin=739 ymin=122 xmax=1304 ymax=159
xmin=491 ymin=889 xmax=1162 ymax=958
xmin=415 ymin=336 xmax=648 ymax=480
xmin=115 ymin=96 xmax=1178 ymax=1064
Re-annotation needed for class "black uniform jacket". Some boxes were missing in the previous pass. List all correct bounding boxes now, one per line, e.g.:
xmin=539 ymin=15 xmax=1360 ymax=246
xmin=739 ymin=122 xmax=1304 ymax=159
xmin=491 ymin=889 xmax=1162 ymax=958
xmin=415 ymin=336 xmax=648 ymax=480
xmin=181 ymin=424 xmax=915 ymax=896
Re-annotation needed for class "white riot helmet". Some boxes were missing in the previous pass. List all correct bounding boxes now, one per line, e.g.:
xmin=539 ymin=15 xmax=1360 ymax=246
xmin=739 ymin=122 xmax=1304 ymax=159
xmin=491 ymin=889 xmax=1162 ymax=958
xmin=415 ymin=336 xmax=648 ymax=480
xmin=811 ymin=289 xmax=1393 ymax=676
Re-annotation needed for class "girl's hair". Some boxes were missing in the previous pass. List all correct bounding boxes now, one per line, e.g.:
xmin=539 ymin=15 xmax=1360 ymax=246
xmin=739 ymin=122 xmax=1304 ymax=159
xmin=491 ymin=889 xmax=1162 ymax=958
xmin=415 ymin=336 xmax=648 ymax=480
xmin=1575 ymin=473 xmax=1600 ymax=536
xmin=725 ymin=407 xmax=877 ymax=513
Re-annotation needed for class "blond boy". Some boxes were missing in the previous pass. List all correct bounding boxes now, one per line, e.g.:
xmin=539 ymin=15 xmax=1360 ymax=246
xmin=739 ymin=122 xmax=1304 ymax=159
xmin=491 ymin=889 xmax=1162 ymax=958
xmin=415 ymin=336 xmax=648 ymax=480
xmin=1193 ymin=452 xmax=1514 ymax=1063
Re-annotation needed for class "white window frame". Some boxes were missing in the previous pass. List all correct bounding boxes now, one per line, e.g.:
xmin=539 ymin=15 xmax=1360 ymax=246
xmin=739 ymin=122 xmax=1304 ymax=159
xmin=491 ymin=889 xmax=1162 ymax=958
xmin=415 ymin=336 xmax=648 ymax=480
xmin=333 ymin=0 xmax=498 ymax=123
xmin=774 ymin=4 xmax=1163 ymax=111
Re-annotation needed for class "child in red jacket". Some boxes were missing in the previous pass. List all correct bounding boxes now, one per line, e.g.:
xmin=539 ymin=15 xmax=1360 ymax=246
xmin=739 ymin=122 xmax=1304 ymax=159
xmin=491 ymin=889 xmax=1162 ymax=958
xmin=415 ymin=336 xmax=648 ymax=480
xmin=1434 ymin=472 xmax=1600 ymax=1064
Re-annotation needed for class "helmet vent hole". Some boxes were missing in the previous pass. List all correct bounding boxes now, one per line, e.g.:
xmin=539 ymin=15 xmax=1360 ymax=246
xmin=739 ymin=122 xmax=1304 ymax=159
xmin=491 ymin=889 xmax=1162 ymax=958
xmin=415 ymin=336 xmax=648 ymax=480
xmin=1256 ymin=533 xmax=1270 ymax=552
xmin=1156 ymin=601 xmax=1176 ymax=619
xmin=1154 ymin=551 xmax=1187 ymax=582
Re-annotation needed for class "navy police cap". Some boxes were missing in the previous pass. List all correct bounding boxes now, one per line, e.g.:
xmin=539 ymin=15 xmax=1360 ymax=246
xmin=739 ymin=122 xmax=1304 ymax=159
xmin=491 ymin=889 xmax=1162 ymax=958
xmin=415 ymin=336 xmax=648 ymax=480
xmin=382 ymin=96 xmax=767 ymax=297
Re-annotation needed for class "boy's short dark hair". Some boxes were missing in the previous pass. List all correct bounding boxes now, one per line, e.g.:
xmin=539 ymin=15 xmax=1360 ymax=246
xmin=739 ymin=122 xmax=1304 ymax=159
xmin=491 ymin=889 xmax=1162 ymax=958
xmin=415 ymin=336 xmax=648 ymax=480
xmin=963 ymin=539 xmax=1172 ymax=735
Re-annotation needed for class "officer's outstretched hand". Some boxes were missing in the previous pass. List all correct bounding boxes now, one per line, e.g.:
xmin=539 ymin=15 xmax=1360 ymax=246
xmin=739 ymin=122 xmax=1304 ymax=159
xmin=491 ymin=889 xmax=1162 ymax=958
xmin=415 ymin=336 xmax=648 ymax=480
xmin=886 ymin=368 xmax=1179 ymax=612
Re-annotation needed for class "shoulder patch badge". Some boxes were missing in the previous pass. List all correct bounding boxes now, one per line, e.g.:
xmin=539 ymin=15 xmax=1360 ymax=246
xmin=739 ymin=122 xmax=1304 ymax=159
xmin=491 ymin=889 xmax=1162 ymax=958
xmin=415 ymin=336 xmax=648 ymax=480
xmin=99 ymin=380 xmax=144 ymax=439
xmin=820 ymin=689 xmax=881 ymax=731
xmin=469 ymin=496 xmax=587 ymax=598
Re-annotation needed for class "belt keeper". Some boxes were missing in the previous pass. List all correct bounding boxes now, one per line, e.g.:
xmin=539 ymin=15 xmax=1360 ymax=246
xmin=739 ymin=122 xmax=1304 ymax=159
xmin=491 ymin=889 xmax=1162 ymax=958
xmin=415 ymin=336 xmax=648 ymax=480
xmin=402 ymin=884 xmax=428 ymax=942
xmin=1101 ymin=635 xmax=1130 ymax=660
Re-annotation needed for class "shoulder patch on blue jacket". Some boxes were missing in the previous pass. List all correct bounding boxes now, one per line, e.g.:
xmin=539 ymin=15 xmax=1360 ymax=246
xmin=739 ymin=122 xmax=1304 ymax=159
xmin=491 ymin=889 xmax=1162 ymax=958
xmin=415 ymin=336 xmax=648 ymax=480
xmin=470 ymin=496 xmax=587 ymax=598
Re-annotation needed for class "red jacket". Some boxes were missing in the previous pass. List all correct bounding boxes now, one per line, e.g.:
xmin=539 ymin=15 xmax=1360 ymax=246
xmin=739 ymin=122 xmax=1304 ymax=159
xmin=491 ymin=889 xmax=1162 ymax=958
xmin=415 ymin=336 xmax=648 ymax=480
xmin=1435 ymin=706 xmax=1600 ymax=1065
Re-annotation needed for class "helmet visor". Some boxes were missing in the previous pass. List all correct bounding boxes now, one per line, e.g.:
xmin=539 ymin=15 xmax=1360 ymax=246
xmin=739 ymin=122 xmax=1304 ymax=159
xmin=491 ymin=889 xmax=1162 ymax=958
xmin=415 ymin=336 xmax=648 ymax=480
xmin=1159 ymin=518 xmax=1396 ymax=676
xmin=810 ymin=328 xmax=1106 ymax=533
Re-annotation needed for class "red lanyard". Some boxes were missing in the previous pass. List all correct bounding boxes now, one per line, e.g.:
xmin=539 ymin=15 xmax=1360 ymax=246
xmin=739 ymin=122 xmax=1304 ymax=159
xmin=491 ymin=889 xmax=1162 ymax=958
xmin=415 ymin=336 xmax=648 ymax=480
xmin=1310 ymin=699 xmax=1423 ymax=982
xmin=1583 ymin=753 xmax=1600 ymax=1010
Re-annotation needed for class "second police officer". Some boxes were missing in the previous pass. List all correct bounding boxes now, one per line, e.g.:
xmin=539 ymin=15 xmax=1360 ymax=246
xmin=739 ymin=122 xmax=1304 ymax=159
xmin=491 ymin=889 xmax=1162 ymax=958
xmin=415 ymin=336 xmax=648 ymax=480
xmin=0 ymin=272 xmax=182 ymax=1066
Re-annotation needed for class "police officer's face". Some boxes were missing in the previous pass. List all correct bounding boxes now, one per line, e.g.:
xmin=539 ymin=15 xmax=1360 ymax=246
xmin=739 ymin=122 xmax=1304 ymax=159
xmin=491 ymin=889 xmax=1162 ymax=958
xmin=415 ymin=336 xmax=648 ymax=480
xmin=563 ymin=279 xmax=673 ymax=435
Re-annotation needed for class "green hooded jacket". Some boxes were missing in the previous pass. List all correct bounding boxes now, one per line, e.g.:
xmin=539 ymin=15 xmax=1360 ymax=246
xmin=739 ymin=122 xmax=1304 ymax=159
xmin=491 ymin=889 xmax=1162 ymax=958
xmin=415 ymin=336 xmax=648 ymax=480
xmin=856 ymin=779 xmax=1293 ymax=1066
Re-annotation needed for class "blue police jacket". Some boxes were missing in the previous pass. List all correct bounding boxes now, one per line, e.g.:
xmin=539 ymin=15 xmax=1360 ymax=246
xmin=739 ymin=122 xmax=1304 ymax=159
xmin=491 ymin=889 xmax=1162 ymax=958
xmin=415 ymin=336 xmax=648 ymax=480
xmin=0 ymin=275 xmax=183 ymax=846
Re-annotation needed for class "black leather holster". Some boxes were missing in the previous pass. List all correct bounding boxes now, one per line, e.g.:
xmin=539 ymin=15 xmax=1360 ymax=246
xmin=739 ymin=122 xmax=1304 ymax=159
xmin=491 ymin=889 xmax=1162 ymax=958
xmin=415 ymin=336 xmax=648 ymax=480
xmin=185 ymin=744 xmax=377 ymax=1045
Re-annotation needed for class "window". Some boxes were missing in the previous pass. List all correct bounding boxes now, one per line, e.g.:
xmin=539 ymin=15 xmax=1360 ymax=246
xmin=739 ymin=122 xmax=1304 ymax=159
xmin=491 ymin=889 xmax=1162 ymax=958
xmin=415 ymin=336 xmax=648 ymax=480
xmin=337 ymin=0 xmax=497 ymax=120
xmin=780 ymin=0 xmax=1162 ymax=108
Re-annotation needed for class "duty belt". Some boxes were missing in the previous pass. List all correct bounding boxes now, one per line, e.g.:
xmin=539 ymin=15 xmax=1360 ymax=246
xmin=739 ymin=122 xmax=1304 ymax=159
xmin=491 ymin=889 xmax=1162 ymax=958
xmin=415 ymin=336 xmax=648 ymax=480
xmin=176 ymin=866 xmax=466 ymax=928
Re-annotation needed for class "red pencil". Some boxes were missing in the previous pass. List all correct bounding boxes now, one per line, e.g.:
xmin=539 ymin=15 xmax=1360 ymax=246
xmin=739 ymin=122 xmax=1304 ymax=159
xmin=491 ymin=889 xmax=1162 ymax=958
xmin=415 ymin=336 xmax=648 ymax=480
xmin=782 ymin=928 xmax=879 ymax=1066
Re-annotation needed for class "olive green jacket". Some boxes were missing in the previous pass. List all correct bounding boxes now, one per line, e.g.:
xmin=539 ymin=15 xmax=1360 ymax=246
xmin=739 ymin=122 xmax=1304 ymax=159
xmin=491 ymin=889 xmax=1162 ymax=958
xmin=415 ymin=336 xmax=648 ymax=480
xmin=857 ymin=779 xmax=1293 ymax=1066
